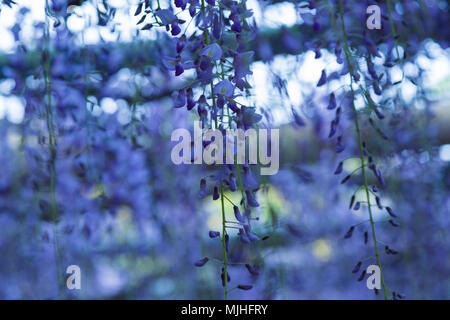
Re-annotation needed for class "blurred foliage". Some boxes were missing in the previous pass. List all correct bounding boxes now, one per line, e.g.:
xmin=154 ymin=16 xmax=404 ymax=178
xmin=0 ymin=0 xmax=448 ymax=299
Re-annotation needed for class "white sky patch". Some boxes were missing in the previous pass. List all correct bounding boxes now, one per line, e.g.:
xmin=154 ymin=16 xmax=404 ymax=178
xmin=83 ymin=26 xmax=101 ymax=43
xmin=0 ymin=95 xmax=25 ymax=124
xmin=0 ymin=79 xmax=15 ymax=95
xmin=96 ymin=265 xmax=126 ymax=295
xmin=260 ymin=2 xmax=298 ymax=28
xmin=100 ymin=97 xmax=118 ymax=114
xmin=251 ymin=62 xmax=269 ymax=107
xmin=354 ymin=93 xmax=365 ymax=110
xmin=67 ymin=9 xmax=88 ymax=33
xmin=298 ymin=51 xmax=327 ymax=83
xmin=0 ymin=0 xmax=45 ymax=52
xmin=117 ymin=101 xmax=132 ymax=124
xmin=415 ymin=41 xmax=450 ymax=90
xmin=0 ymin=30 xmax=15 ymax=52
xmin=247 ymin=0 xmax=263 ymax=24
xmin=403 ymin=62 xmax=419 ymax=78
xmin=423 ymin=53 xmax=450 ymax=88
xmin=248 ymin=50 xmax=344 ymax=125
xmin=109 ymin=0 xmax=129 ymax=8
xmin=0 ymin=1 xmax=448 ymax=128
xmin=87 ymin=95 xmax=102 ymax=116
xmin=392 ymin=45 xmax=405 ymax=61
xmin=389 ymin=65 xmax=403 ymax=83
xmin=286 ymin=80 xmax=302 ymax=106
xmin=400 ymin=81 xmax=417 ymax=104
xmin=439 ymin=144 xmax=450 ymax=162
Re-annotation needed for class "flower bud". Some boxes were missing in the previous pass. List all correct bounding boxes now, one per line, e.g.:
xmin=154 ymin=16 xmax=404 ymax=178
xmin=194 ymin=257 xmax=209 ymax=267
xmin=344 ymin=226 xmax=355 ymax=239
xmin=352 ymin=261 xmax=362 ymax=273
xmin=209 ymin=231 xmax=220 ymax=238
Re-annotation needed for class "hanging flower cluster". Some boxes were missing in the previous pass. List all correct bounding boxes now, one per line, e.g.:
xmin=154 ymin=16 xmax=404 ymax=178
xmin=0 ymin=0 xmax=448 ymax=300
xmin=308 ymin=0 xmax=406 ymax=300
xmin=135 ymin=0 xmax=265 ymax=298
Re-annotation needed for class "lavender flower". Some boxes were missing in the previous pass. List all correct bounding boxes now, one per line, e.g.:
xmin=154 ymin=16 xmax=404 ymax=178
xmin=352 ymin=261 xmax=362 ymax=273
xmin=233 ymin=205 xmax=245 ymax=223
xmin=209 ymin=231 xmax=220 ymax=238
xmin=237 ymin=285 xmax=253 ymax=290
xmin=200 ymin=43 xmax=223 ymax=61
xmin=344 ymin=226 xmax=355 ymax=239
xmin=386 ymin=207 xmax=398 ymax=218
xmin=213 ymin=79 xmax=234 ymax=97
xmin=317 ymin=69 xmax=327 ymax=87
xmin=195 ymin=257 xmax=209 ymax=267
xmin=245 ymin=264 xmax=260 ymax=276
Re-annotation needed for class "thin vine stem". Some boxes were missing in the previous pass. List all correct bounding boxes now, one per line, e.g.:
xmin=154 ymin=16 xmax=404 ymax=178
xmin=44 ymin=0 xmax=63 ymax=297
xmin=202 ymin=0 xmax=227 ymax=299
xmin=220 ymin=183 xmax=228 ymax=299
xmin=337 ymin=0 xmax=388 ymax=300
xmin=386 ymin=0 xmax=401 ymax=62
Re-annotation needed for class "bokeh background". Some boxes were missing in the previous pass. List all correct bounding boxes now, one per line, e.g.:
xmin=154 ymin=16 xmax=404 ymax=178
xmin=0 ymin=0 xmax=449 ymax=299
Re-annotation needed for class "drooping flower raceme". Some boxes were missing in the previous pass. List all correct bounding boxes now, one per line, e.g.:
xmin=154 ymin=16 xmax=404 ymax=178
xmin=134 ymin=0 xmax=264 ymax=299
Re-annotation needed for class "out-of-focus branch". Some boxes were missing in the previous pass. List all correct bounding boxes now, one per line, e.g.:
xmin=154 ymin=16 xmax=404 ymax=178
xmin=1 ymin=1 xmax=448 ymax=80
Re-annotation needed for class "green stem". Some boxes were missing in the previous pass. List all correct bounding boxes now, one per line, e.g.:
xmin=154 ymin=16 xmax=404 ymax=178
xmin=44 ymin=0 xmax=63 ymax=297
xmin=386 ymin=0 xmax=401 ymax=62
xmin=220 ymin=183 xmax=228 ymax=299
xmin=202 ymin=0 xmax=226 ymax=298
xmin=234 ymin=160 xmax=247 ymax=211
xmin=82 ymin=27 xmax=104 ymax=195
xmin=338 ymin=0 xmax=388 ymax=300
